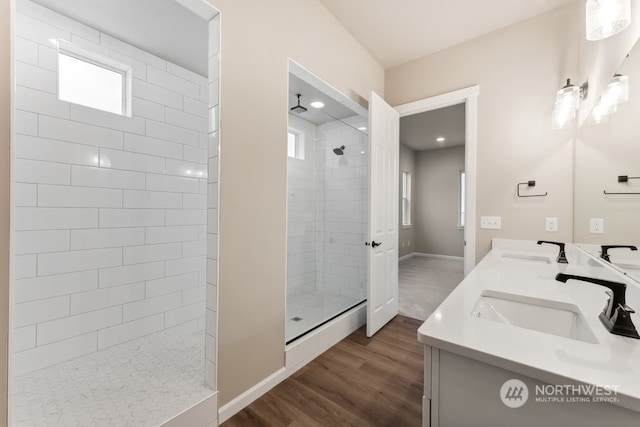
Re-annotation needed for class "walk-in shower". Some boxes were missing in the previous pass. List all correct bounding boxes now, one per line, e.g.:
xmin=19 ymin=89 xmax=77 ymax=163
xmin=286 ymin=65 xmax=368 ymax=343
xmin=11 ymin=1 xmax=219 ymax=425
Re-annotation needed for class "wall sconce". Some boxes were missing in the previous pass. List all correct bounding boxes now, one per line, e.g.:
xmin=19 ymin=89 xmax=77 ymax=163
xmin=588 ymin=73 xmax=629 ymax=123
xmin=552 ymin=79 xmax=587 ymax=129
xmin=586 ymin=0 xmax=631 ymax=41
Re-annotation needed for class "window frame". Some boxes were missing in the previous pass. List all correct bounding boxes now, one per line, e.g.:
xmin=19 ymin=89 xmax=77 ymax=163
xmin=287 ymin=127 xmax=305 ymax=160
xmin=458 ymin=169 xmax=466 ymax=229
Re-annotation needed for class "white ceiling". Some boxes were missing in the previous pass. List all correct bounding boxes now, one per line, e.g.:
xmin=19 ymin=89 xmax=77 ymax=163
xmin=318 ymin=0 xmax=576 ymax=69
xmin=31 ymin=0 xmax=210 ymax=76
xmin=400 ymin=103 xmax=465 ymax=151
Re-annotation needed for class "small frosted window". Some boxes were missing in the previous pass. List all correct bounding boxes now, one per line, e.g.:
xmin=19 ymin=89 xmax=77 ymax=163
xmin=287 ymin=129 xmax=305 ymax=160
xmin=58 ymin=52 xmax=125 ymax=115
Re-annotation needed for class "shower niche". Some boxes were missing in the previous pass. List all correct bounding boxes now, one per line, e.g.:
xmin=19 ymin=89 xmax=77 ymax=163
xmin=286 ymin=62 xmax=369 ymax=344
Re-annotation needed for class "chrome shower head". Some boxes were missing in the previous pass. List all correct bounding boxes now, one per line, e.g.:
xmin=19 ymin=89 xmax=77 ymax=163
xmin=333 ymin=145 xmax=345 ymax=155
xmin=290 ymin=93 xmax=308 ymax=114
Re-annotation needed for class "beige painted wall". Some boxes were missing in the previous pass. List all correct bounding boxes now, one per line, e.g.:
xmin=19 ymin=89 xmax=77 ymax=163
xmin=398 ymin=144 xmax=415 ymax=258
xmin=205 ymin=0 xmax=383 ymax=405
xmin=0 ymin=0 xmax=8 ymax=423
xmin=414 ymin=146 xmax=465 ymax=257
xmin=386 ymin=4 xmax=579 ymax=263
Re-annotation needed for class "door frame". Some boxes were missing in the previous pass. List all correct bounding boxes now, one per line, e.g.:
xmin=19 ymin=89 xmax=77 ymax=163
xmin=395 ymin=86 xmax=479 ymax=276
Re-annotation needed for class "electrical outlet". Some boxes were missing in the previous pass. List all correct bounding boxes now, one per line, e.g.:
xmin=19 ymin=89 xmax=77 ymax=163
xmin=546 ymin=217 xmax=558 ymax=232
xmin=590 ymin=218 xmax=604 ymax=234
xmin=480 ymin=216 xmax=501 ymax=230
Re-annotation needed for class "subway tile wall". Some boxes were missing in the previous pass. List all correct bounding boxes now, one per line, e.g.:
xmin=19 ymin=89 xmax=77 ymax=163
xmin=286 ymin=114 xmax=367 ymax=302
xmin=12 ymin=0 xmax=219 ymax=379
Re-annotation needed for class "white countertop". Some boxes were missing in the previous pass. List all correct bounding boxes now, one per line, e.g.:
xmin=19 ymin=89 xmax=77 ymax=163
xmin=417 ymin=238 xmax=640 ymax=412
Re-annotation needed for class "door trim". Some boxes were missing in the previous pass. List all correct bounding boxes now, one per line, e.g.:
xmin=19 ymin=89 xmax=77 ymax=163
xmin=394 ymin=86 xmax=479 ymax=276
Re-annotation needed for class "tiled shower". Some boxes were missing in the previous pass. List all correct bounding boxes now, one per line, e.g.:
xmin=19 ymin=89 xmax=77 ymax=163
xmin=11 ymin=0 xmax=219 ymax=425
xmin=286 ymin=71 xmax=369 ymax=343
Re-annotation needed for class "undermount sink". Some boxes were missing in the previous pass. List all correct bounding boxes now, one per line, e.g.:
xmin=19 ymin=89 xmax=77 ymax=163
xmin=500 ymin=253 xmax=552 ymax=264
xmin=471 ymin=290 xmax=598 ymax=344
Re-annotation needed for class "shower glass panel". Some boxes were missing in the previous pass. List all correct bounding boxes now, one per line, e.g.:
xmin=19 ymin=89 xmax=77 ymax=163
xmin=286 ymin=65 xmax=368 ymax=343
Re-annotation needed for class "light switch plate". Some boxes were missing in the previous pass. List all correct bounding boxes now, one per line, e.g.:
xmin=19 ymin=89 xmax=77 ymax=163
xmin=590 ymin=218 xmax=604 ymax=234
xmin=546 ymin=217 xmax=558 ymax=232
xmin=480 ymin=216 xmax=501 ymax=229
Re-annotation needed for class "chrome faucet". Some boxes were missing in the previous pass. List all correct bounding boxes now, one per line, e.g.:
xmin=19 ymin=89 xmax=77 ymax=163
xmin=555 ymin=273 xmax=639 ymax=339
xmin=600 ymin=245 xmax=638 ymax=262
xmin=537 ymin=240 xmax=568 ymax=264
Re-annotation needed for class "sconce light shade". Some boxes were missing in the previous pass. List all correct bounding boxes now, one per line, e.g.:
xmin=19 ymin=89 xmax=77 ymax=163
xmin=586 ymin=0 xmax=631 ymax=41
xmin=610 ymin=73 xmax=629 ymax=104
xmin=552 ymin=79 xmax=581 ymax=129
xmin=588 ymin=73 xmax=629 ymax=123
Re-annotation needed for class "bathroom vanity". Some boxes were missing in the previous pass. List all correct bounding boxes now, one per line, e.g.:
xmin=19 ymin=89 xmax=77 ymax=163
xmin=418 ymin=239 xmax=640 ymax=426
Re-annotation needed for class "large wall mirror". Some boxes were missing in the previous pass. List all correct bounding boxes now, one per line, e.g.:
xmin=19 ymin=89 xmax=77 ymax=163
xmin=575 ymin=36 xmax=640 ymax=281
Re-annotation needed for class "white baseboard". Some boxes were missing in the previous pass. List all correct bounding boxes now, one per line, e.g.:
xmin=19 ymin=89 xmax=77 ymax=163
xmin=403 ymin=252 xmax=464 ymax=261
xmin=218 ymin=368 xmax=287 ymax=424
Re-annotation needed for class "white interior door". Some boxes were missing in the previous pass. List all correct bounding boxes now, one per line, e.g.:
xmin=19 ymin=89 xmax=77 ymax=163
xmin=367 ymin=91 xmax=399 ymax=337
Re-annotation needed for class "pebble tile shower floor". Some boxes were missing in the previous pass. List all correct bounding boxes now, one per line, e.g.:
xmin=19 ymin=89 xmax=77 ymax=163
xmin=12 ymin=325 xmax=213 ymax=426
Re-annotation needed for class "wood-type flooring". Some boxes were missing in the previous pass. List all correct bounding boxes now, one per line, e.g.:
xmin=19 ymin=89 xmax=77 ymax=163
xmin=222 ymin=315 xmax=424 ymax=427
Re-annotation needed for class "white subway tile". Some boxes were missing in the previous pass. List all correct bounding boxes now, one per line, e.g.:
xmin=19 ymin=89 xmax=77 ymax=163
xmin=123 ymin=293 xmax=181 ymax=322
xmin=183 ymin=97 xmax=208 ymax=119
xmin=183 ymin=194 xmax=207 ymax=210
xmin=70 ymin=227 xmax=145 ymax=250
xmin=14 ymin=110 xmax=38 ymax=136
xmin=166 ymin=256 xmax=206 ymax=277
xmin=145 ymin=272 xmax=198 ymax=298
xmin=64 ymin=35 xmax=147 ymax=79
xmin=166 ymin=62 xmax=208 ymax=87
xmin=124 ymin=133 xmax=183 ymax=160
xmin=14 ymin=255 xmax=36 ymax=279
xmin=205 ymin=331 xmax=215 ymax=363
xmin=207 ymin=184 xmax=218 ymax=209
xmin=38 ymin=247 xmax=122 ymax=275
xmin=99 ymin=148 xmax=165 ymax=174
xmin=208 ymin=132 xmax=219 ymax=157
xmin=14 ymin=270 xmax=97 ymax=304
xmin=166 ymin=159 xmax=207 ymax=179
xmin=199 ymin=131 xmax=208 ymax=149
xmin=206 ymin=283 xmax=217 ymax=311
xmin=15 ymin=134 xmax=100 ymax=166
xmin=183 ymin=145 xmax=207 ymax=163
xmin=38 ymin=44 xmax=57 ymax=71
xmin=39 ymin=116 xmax=124 ymax=150
xmin=17 ymin=1 xmax=99 ymax=43
xmin=37 ymin=184 xmax=123 ymax=208
xmin=13 ymin=295 xmax=69 ymax=328
xmin=132 ymin=97 xmax=165 ymax=121
xmin=14 ymin=159 xmax=70 ymax=185
xmin=207 ymin=234 xmax=218 ymax=260
xmin=14 ymin=183 xmax=37 ymax=207
xmin=123 ymin=243 xmax=182 ymax=265
xmin=199 ymin=224 xmax=208 ymax=241
xmin=146 ymin=225 xmax=199 ymax=244
xmin=166 ymin=209 xmax=207 ymax=226
xmin=15 ymin=207 xmax=98 ymax=231
xmin=199 ymin=178 xmax=208 ymax=194
xmin=206 ymin=258 xmax=217 ymax=286
xmin=100 ymin=33 xmax=165 ymax=69
xmin=99 ymin=208 xmax=165 ymax=228
xmin=199 ymin=86 xmax=208 ymax=103
xmin=146 ymin=173 xmax=200 ymax=193
xmin=147 ymin=66 xmax=200 ymax=99
xmin=182 ymin=285 xmax=206 ymax=306
xmin=208 ymin=79 xmax=219 ymax=108
xmin=71 ymin=282 xmax=145 ymax=315
xmin=207 ymin=208 xmax=218 ymax=233
xmin=70 ymin=105 xmax=146 ymax=135
xmin=13 ymin=333 xmax=96 ymax=377
xmin=16 ymin=61 xmax=56 ymax=94
xmin=208 ymin=157 xmax=219 ymax=183
xmin=205 ymin=307 xmax=216 ymax=334
xmin=15 ymin=85 xmax=70 ymax=119
xmin=146 ymin=119 xmax=199 ymax=146
xmin=165 ymin=301 xmax=205 ymax=328
xmin=13 ymin=325 xmax=36 ymax=352
xmin=71 ymin=165 xmax=146 ymax=190
xmin=123 ymin=190 xmax=182 ymax=209
xmin=99 ymin=261 xmax=164 ymax=288
xmin=15 ymin=230 xmax=70 ymax=255
xmin=182 ymin=240 xmax=206 ymax=258
xmin=97 ymin=314 xmax=163 ymax=350
xmin=37 ymin=306 xmax=122 ymax=346
xmin=15 ymin=36 xmax=38 ymax=65
xmin=133 ymin=79 xmax=182 ymax=109
xmin=15 ymin=12 xmax=71 ymax=46
xmin=165 ymin=107 xmax=208 ymax=133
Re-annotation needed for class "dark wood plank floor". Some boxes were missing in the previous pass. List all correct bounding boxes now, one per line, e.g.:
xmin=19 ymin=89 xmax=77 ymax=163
xmin=222 ymin=315 xmax=424 ymax=427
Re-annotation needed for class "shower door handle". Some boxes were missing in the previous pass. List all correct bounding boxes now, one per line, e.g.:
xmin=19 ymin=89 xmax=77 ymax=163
xmin=366 ymin=240 xmax=382 ymax=248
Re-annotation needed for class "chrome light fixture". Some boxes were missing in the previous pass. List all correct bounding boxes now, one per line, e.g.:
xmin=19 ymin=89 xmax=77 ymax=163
xmin=586 ymin=0 xmax=631 ymax=41
xmin=588 ymin=73 xmax=629 ymax=123
xmin=552 ymin=79 xmax=582 ymax=129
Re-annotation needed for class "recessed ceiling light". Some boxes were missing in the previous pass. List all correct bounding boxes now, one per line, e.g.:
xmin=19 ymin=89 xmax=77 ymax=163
xmin=436 ymin=137 xmax=446 ymax=142
xmin=310 ymin=101 xmax=325 ymax=109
